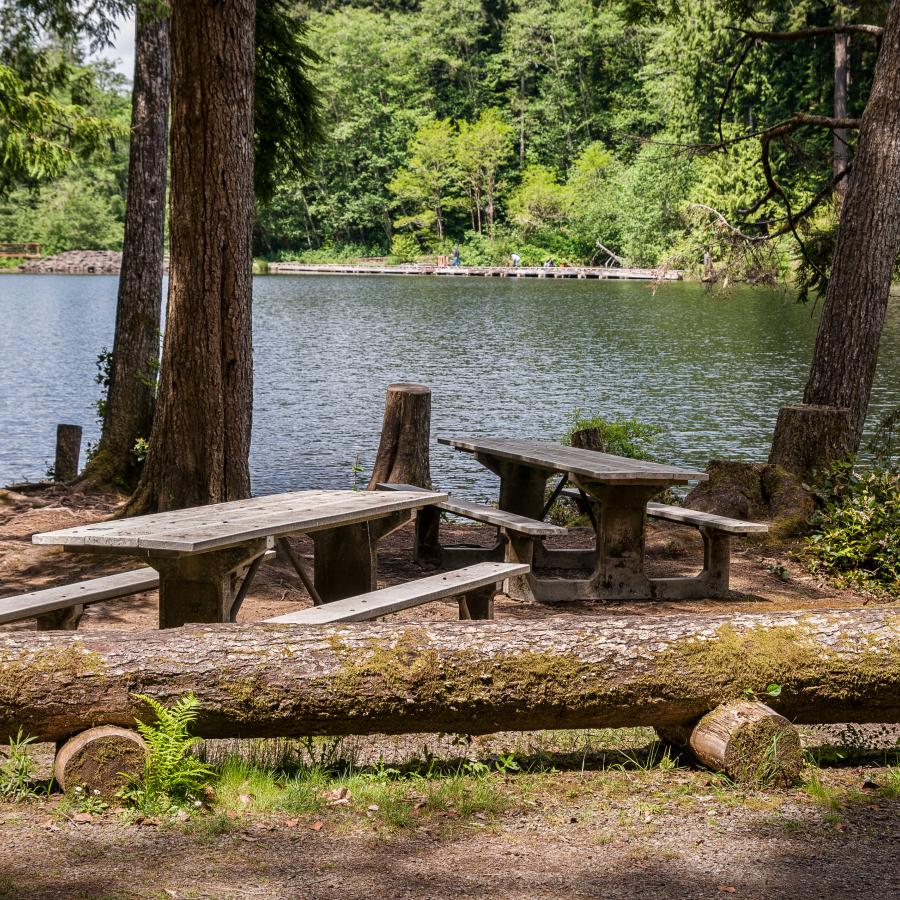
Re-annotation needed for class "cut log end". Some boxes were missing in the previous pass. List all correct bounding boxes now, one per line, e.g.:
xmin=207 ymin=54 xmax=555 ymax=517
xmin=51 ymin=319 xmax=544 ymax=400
xmin=55 ymin=725 xmax=147 ymax=799
xmin=367 ymin=382 xmax=432 ymax=490
xmin=659 ymin=700 xmax=802 ymax=786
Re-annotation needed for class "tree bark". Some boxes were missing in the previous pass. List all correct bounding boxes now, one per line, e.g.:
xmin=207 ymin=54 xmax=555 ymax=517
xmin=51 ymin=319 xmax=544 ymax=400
xmin=833 ymin=27 xmax=850 ymax=203
xmin=366 ymin=383 xmax=432 ymax=489
xmin=768 ymin=404 xmax=854 ymax=477
xmin=125 ymin=0 xmax=256 ymax=514
xmin=2 ymin=609 xmax=897 ymax=742
xmin=80 ymin=6 xmax=170 ymax=491
xmin=658 ymin=700 xmax=802 ymax=786
xmin=772 ymin=0 xmax=900 ymax=463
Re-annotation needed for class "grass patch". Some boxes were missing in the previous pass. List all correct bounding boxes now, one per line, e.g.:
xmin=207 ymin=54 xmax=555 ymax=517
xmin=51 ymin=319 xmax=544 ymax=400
xmin=203 ymin=755 xmax=509 ymax=832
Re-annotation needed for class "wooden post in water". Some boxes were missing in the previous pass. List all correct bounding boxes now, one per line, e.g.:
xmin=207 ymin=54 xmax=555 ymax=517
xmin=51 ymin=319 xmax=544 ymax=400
xmin=54 ymin=424 xmax=83 ymax=482
xmin=367 ymin=383 xmax=440 ymax=565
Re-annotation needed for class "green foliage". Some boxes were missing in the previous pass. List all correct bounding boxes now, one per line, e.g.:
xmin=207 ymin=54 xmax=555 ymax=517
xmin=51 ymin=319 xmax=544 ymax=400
xmin=806 ymin=461 xmax=900 ymax=595
xmin=388 ymin=117 xmax=463 ymax=243
xmin=254 ymin=0 xmax=324 ymax=202
xmin=506 ymin=165 xmax=568 ymax=233
xmin=0 ymin=62 xmax=126 ymax=190
xmin=0 ymin=729 xmax=39 ymax=801
xmin=388 ymin=232 xmax=420 ymax=263
xmin=561 ymin=410 xmax=663 ymax=460
xmin=122 ymin=693 xmax=213 ymax=813
xmin=454 ymin=110 xmax=515 ymax=232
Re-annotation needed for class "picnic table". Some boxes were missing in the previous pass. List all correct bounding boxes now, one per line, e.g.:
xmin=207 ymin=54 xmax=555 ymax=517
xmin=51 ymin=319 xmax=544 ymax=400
xmin=33 ymin=489 xmax=446 ymax=628
xmin=439 ymin=437 xmax=711 ymax=602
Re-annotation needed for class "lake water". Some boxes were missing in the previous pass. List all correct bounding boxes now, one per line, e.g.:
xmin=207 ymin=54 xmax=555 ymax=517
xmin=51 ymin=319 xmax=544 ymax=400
xmin=1 ymin=273 xmax=898 ymax=500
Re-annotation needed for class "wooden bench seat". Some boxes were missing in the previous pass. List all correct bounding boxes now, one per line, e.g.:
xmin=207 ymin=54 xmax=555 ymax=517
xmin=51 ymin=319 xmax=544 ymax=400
xmin=376 ymin=483 xmax=563 ymax=587
xmin=0 ymin=568 xmax=160 ymax=630
xmin=645 ymin=502 xmax=768 ymax=534
xmin=376 ymin=483 xmax=564 ymax=536
xmin=1 ymin=548 xmax=277 ymax=630
xmin=265 ymin=561 xmax=528 ymax=623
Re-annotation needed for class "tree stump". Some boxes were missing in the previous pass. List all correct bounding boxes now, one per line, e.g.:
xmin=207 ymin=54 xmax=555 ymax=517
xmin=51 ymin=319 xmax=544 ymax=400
xmin=55 ymin=725 xmax=148 ymax=799
xmin=769 ymin=404 xmax=853 ymax=478
xmin=658 ymin=700 xmax=802 ymax=786
xmin=571 ymin=427 xmax=605 ymax=452
xmin=54 ymin=424 xmax=83 ymax=482
xmin=367 ymin=383 xmax=439 ymax=565
xmin=367 ymin=383 xmax=432 ymax=489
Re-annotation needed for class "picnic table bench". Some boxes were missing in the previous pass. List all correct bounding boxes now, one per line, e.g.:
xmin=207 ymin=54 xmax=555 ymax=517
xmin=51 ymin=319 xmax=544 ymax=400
xmin=440 ymin=437 xmax=766 ymax=601
xmin=29 ymin=490 xmax=453 ymax=628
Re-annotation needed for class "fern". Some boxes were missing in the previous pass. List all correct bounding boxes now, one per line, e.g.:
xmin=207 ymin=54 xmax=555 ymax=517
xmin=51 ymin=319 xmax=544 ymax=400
xmin=122 ymin=693 xmax=213 ymax=813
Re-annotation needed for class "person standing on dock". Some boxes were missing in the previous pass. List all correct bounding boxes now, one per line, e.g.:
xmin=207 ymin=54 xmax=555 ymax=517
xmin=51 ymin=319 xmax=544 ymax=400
xmin=511 ymin=252 xmax=521 ymax=268
xmin=452 ymin=244 xmax=461 ymax=267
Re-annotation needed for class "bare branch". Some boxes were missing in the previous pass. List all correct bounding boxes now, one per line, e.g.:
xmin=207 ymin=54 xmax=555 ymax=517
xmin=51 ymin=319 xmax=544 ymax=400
xmin=717 ymin=39 xmax=754 ymax=146
xmin=733 ymin=24 xmax=883 ymax=41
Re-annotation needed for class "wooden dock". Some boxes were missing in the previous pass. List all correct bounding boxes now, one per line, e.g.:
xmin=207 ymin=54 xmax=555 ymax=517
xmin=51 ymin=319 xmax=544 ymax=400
xmin=267 ymin=262 xmax=682 ymax=281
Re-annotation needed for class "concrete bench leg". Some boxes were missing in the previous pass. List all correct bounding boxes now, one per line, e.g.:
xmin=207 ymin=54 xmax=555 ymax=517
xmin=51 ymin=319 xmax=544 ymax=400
xmin=502 ymin=531 xmax=537 ymax=602
xmin=700 ymin=526 xmax=731 ymax=597
xmin=414 ymin=505 xmax=442 ymax=567
xmin=458 ymin=584 xmax=494 ymax=620
xmin=36 ymin=604 xmax=84 ymax=630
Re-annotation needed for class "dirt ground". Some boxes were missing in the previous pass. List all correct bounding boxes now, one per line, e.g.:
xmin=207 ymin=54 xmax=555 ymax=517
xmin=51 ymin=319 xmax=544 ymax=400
xmin=1 ymin=484 xmax=898 ymax=899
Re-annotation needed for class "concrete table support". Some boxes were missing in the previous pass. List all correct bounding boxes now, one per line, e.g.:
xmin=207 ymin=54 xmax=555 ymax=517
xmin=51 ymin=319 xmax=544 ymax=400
xmin=153 ymin=540 xmax=267 ymax=628
xmin=312 ymin=510 xmax=412 ymax=603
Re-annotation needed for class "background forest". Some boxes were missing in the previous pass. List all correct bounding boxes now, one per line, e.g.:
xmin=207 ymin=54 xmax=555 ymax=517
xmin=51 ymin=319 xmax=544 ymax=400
xmin=0 ymin=0 xmax=884 ymax=272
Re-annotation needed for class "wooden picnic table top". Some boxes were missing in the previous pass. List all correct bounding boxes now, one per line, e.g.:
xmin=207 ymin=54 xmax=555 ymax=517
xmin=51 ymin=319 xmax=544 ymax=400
xmin=32 ymin=489 xmax=447 ymax=557
xmin=439 ymin=437 xmax=707 ymax=484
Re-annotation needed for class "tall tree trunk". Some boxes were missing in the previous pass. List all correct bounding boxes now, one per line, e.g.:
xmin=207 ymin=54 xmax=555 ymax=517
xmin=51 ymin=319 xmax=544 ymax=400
xmin=833 ymin=26 xmax=850 ymax=203
xmin=771 ymin=0 xmax=900 ymax=468
xmin=79 ymin=6 xmax=170 ymax=491
xmin=125 ymin=0 xmax=256 ymax=514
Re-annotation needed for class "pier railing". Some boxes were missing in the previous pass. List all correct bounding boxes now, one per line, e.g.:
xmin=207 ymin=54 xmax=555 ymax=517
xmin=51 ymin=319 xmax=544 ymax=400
xmin=267 ymin=262 xmax=682 ymax=281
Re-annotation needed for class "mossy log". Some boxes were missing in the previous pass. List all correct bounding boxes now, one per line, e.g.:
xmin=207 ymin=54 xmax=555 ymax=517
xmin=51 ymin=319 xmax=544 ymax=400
xmin=55 ymin=725 xmax=147 ymax=799
xmin=1 ymin=609 xmax=898 ymax=742
xmin=658 ymin=700 xmax=803 ymax=786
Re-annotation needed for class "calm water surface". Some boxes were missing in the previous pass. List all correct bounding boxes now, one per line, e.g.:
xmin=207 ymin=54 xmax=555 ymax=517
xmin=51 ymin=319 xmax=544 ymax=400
xmin=1 ymin=273 xmax=898 ymax=500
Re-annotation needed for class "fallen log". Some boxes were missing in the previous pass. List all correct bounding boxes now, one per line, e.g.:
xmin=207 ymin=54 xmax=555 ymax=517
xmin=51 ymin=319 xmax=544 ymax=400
xmin=1 ymin=609 xmax=898 ymax=742
xmin=658 ymin=700 xmax=803 ymax=786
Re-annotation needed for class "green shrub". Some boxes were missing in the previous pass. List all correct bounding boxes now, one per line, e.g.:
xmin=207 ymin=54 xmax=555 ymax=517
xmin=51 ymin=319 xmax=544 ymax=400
xmin=0 ymin=729 xmax=39 ymax=801
xmin=388 ymin=233 xmax=420 ymax=263
xmin=122 ymin=693 xmax=213 ymax=814
xmin=561 ymin=410 xmax=662 ymax=461
xmin=805 ymin=461 xmax=900 ymax=595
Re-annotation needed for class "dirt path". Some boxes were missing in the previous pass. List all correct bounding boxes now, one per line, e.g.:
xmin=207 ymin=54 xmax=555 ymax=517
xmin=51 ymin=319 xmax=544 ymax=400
xmin=2 ymin=765 xmax=899 ymax=899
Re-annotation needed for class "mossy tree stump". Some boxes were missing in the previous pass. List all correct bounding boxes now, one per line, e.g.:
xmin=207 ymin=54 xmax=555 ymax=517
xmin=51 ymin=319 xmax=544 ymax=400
xmin=658 ymin=700 xmax=803 ymax=786
xmin=55 ymin=725 xmax=148 ymax=799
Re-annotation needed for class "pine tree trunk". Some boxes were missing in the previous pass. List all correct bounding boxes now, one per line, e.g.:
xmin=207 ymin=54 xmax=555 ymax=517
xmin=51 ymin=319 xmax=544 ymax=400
xmin=2 ymin=609 xmax=898 ymax=742
xmin=772 ymin=1 xmax=900 ymax=464
xmin=79 ymin=7 xmax=170 ymax=491
xmin=833 ymin=27 xmax=850 ymax=202
xmin=125 ymin=0 xmax=256 ymax=514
